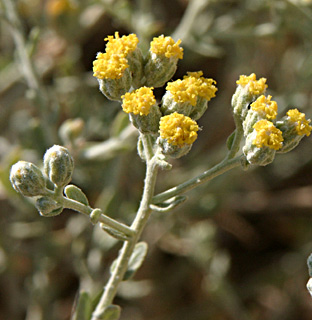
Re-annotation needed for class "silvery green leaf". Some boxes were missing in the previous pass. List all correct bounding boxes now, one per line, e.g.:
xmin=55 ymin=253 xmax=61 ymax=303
xmin=71 ymin=290 xmax=92 ymax=320
xmin=96 ymin=305 xmax=121 ymax=320
xmin=124 ymin=242 xmax=148 ymax=280
xmin=150 ymin=196 xmax=187 ymax=212
xmin=65 ymin=184 xmax=89 ymax=206
xmin=101 ymin=224 xmax=131 ymax=242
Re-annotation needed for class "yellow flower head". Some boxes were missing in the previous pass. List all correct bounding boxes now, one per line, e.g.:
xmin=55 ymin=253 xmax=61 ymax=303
xmin=159 ymin=112 xmax=199 ymax=146
xmin=122 ymin=87 xmax=156 ymax=116
xmin=252 ymin=119 xmax=283 ymax=150
xmin=150 ymin=35 xmax=183 ymax=59
xmin=287 ymin=109 xmax=312 ymax=136
xmin=236 ymin=73 xmax=268 ymax=95
xmin=93 ymin=52 xmax=129 ymax=79
xmin=105 ymin=32 xmax=139 ymax=56
xmin=166 ymin=71 xmax=217 ymax=106
xmin=250 ymin=95 xmax=278 ymax=120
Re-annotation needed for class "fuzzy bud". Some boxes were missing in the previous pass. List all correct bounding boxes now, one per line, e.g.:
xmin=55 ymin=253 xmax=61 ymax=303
xmin=232 ymin=73 xmax=268 ymax=122
xmin=43 ymin=145 xmax=74 ymax=188
xmin=122 ymin=87 xmax=161 ymax=134
xmin=144 ymin=35 xmax=183 ymax=88
xmin=126 ymin=47 xmax=144 ymax=89
xmin=276 ymin=109 xmax=312 ymax=153
xmin=243 ymin=120 xmax=283 ymax=166
xmin=161 ymin=72 xmax=217 ymax=121
xmin=10 ymin=161 xmax=46 ymax=197
xmin=35 ymin=196 xmax=63 ymax=217
xmin=97 ymin=69 xmax=132 ymax=101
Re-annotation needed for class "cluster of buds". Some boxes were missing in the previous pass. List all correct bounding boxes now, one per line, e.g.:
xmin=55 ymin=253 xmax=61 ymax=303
xmin=232 ymin=73 xmax=312 ymax=166
xmin=10 ymin=145 xmax=75 ymax=216
xmin=93 ymin=32 xmax=218 ymax=159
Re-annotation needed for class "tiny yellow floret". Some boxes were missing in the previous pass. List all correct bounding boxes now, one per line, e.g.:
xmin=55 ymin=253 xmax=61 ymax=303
xmin=105 ymin=32 xmax=139 ymax=56
xmin=236 ymin=73 xmax=268 ymax=95
xmin=122 ymin=87 xmax=156 ymax=116
xmin=166 ymin=71 xmax=217 ymax=106
xmin=250 ymin=95 xmax=278 ymax=120
xmin=252 ymin=119 xmax=283 ymax=150
xmin=287 ymin=109 xmax=312 ymax=136
xmin=159 ymin=112 xmax=199 ymax=146
xmin=150 ymin=35 xmax=183 ymax=59
xmin=93 ymin=52 xmax=129 ymax=79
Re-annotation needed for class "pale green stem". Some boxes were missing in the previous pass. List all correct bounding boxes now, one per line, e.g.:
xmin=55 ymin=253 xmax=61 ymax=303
xmin=152 ymin=155 xmax=242 ymax=204
xmin=91 ymin=136 xmax=159 ymax=319
xmin=152 ymin=124 xmax=244 ymax=204
xmin=51 ymin=194 xmax=135 ymax=239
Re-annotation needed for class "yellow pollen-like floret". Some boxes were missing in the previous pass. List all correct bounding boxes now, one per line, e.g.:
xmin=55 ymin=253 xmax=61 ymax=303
xmin=250 ymin=95 xmax=278 ymax=120
xmin=150 ymin=35 xmax=183 ymax=59
xmin=159 ymin=112 xmax=199 ymax=147
xmin=236 ymin=73 xmax=268 ymax=95
xmin=105 ymin=32 xmax=139 ymax=56
xmin=93 ymin=52 xmax=129 ymax=79
xmin=287 ymin=109 xmax=312 ymax=136
xmin=166 ymin=71 xmax=217 ymax=106
xmin=121 ymin=87 xmax=156 ymax=116
xmin=252 ymin=119 xmax=283 ymax=150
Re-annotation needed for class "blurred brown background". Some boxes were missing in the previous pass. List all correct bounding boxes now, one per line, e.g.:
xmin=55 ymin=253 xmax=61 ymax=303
xmin=1 ymin=0 xmax=312 ymax=319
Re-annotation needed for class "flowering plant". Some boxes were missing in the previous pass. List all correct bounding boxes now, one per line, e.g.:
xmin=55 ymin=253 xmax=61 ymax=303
xmin=8 ymin=29 xmax=312 ymax=319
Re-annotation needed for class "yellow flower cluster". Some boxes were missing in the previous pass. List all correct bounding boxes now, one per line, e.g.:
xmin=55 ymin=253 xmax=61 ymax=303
xmin=252 ymin=120 xmax=283 ymax=150
xmin=250 ymin=95 xmax=278 ymax=120
xmin=287 ymin=109 xmax=312 ymax=136
xmin=93 ymin=52 xmax=129 ymax=80
xmin=122 ymin=87 xmax=156 ymax=116
xmin=93 ymin=32 xmax=139 ymax=80
xmin=150 ymin=35 xmax=183 ymax=59
xmin=159 ymin=112 xmax=199 ymax=147
xmin=236 ymin=73 xmax=268 ymax=95
xmin=166 ymin=71 xmax=217 ymax=106
xmin=105 ymin=32 xmax=139 ymax=56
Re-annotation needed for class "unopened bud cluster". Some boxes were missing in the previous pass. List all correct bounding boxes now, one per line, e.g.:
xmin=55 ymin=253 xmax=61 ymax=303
xmin=232 ymin=73 xmax=312 ymax=166
xmin=93 ymin=32 xmax=218 ymax=158
xmin=10 ymin=145 xmax=75 ymax=217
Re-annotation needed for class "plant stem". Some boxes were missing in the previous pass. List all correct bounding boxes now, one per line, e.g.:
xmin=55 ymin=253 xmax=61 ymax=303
xmin=91 ymin=137 xmax=159 ymax=319
xmin=58 ymin=196 xmax=135 ymax=239
xmin=152 ymin=125 xmax=244 ymax=204
xmin=152 ymin=155 xmax=242 ymax=204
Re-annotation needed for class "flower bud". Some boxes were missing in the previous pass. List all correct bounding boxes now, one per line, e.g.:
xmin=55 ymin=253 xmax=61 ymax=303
xmin=35 ymin=196 xmax=63 ymax=217
xmin=243 ymin=133 xmax=277 ymax=166
xmin=157 ymin=137 xmax=193 ymax=159
xmin=243 ymin=119 xmax=283 ymax=166
xmin=243 ymin=95 xmax=278 ymax=136
xmin=276 ymin=108 xmax=312 ymax=153
xmin=43 ymin=145 xmax=74 ymax=188
xmin=158 ymin=112 xmax=198 ymax=158
xmin=144 ymin=35 xmax=183 ymax=88
xmin=93 ymin=32 xmax=142 ymax=100
xmin=126 ymin=47 xmax=144 ymax=89
xmin=161 ymin=71 xmax=217 ymax=121
xmin=121 ymin=87 xmax=161 ymax=134
xmin=232 ymin=73 xmax=268 ymax=122
xmin=10 ymin=161 xmax=46 ymax=197
xmin=97 ymin=68 xmax=132 ymax=101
